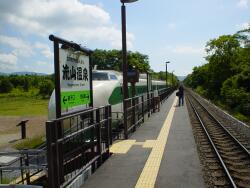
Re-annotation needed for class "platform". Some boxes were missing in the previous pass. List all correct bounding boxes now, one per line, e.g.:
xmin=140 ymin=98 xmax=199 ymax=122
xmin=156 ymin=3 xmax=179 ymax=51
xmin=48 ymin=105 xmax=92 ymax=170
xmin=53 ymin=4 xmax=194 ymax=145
xmin=81 ymin=92 xmax=205 ymax=188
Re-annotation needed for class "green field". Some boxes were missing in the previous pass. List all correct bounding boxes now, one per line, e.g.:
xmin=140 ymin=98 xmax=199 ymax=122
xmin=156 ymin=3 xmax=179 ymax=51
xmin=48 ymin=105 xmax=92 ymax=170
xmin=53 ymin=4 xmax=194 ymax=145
xmin=0 ymin=96 xmax=48 ymax=116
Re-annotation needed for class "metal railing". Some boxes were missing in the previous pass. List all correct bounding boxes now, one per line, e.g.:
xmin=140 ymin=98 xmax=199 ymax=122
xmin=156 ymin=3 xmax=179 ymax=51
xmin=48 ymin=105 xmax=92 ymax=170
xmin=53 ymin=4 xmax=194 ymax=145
xmin=158 ymin=87 xmax=176 ymax=103
xmin=123 ymin=87 xmax=175 ymax=138
xmin=46 ymin=105 xmax=112 ymax=188
xmin=0 ymin=149 xmax=46 ymax=185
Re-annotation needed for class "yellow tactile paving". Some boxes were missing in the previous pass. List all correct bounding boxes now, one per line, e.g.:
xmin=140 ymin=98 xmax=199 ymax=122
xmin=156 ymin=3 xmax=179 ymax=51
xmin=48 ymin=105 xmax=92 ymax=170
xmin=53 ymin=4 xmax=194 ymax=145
xmin=110 ymin=140 xmax=136 ymax=154
xmin=143 ymin=140 xmax=157 ymax=148
xmin=135 ymin=97 xmax=177 ymax=188
xmin=134 ymin=142 xmax=145 ymax=145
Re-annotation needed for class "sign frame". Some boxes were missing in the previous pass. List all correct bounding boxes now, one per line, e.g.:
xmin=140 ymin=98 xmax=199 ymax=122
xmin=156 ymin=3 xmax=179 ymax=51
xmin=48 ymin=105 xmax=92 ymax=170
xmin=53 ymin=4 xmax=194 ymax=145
xmin=49 ymin=35 xmax=93 ymax=118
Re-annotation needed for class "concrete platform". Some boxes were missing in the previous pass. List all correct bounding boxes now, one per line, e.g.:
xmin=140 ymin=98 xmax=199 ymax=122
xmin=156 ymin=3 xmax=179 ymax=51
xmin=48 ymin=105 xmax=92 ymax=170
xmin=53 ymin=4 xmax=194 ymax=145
xmin=81 ymin=92 xmax=205 ymax=188
xmin=155 ymin=97 xmax=204 ymax=188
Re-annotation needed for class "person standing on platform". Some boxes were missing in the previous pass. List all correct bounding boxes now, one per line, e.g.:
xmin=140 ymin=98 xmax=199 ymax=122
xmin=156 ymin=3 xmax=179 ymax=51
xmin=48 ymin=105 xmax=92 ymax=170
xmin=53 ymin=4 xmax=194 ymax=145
xmin=178 ymin=85 xmax=184 ymax=106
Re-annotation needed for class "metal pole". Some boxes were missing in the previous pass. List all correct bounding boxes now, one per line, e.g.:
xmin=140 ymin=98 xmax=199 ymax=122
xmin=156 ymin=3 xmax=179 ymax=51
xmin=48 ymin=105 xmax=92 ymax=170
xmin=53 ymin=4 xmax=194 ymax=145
xmin=147 ymin=72 xmax=150 ymax=117
xmin=121 ymin=3 xmax=129 ymax=139
xmin=0 ymin=169 xmax=2 ymax=184
xmin=25 ymin=153 xmax=30 ymax=184
xmin=121 ymin=3 xmax=128 ymax=100
xmin=89 ymin=55 xmax=93 ymax=108
xmin=166 ymin=64 xmax=168 ymax=88
xmin=172 ymin=72 xmax=174 ymax=86
xmin=96 ymin=109 xmax=102 ymax=166
xmin=53 ymin=40 xmax=61 ymax=118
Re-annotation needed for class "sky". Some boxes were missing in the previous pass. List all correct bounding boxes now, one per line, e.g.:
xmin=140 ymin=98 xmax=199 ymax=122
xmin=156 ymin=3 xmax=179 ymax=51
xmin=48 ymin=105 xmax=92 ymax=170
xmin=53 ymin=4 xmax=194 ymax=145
xmin=0 ymin=0 xmax=249 ymax=76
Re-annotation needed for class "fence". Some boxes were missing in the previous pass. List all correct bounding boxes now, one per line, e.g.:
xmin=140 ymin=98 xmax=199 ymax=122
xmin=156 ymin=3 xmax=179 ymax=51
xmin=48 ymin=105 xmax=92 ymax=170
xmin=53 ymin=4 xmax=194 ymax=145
xmin=0 ymin=149 xmax=46 ymax=185
xmin=123 ymin=87 xmax=175 ymax=138
xmin=158 ymin=87 xmax=175 ymax=103
xmin=46 ymin=105 xmax=112 ymax=188
xmin=0 ymin=87 xmax=175 ymax=187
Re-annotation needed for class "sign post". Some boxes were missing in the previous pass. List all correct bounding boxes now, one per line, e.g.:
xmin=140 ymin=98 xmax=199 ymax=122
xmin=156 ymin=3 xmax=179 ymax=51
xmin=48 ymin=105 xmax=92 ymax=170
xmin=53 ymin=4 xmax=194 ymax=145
xmin=49 ymin=35 xmax=93 ymax=118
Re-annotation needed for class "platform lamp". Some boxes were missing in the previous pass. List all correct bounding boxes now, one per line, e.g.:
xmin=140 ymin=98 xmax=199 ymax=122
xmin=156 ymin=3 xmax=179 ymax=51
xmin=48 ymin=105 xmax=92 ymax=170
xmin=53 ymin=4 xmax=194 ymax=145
xmin=165 ymin=61 xmax=170 ymax=87
xmin=121 ymin=0 xmax=138 ymax=100
xmin=121 ymin=0 xmax=138 ymax=139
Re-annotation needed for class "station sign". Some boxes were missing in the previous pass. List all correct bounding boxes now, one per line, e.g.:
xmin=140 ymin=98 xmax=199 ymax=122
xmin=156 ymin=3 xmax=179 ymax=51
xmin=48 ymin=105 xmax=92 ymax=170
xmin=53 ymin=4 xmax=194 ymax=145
xmin=59 ymin=48 xmax=90 ymax=114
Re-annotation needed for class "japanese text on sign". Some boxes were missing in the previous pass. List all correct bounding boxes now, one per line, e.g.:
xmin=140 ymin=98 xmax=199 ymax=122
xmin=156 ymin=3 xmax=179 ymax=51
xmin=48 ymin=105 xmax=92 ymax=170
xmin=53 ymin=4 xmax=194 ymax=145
xmin=59 ymin=48 xmax=91 ymax=112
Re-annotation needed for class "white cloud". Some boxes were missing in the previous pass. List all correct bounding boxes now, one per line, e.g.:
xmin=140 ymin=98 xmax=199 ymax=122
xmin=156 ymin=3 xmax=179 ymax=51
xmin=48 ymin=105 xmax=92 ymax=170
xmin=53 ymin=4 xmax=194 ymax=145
xmin=0 ymin=0 xmax=134 ymax=49
xmin=171 ymin=45 xmax=204 ymax=55
xmin=236 ymin=22 xmax=250 ymax=30
xmin=0 ymin=53 xmax=18 ymax=72
xmin=237 ymin=0 xmax=248 ymax=8
xmin=34 ymin=42 xmax=53 ymax=59
xmin=0 ymin=35 xmax=33 ymax=57
xmin=34 ymin=61 xmax=53 ymax=73
xmin=0 ymin=53 xmax=17 ymax=65
xmin=35 ymin=61 xmax=49 ymax=66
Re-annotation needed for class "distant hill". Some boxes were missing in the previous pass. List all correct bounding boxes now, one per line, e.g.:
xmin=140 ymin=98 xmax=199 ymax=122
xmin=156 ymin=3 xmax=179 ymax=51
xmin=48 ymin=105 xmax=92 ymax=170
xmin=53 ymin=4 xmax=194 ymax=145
xmin=0 ymin=72 xmax=8 ymax=76
xmin=12 ymin=72 xmax=48 ymax=76
xmin=0 ymin=72 xmax=48 ymax=76
xmin=177 ymin=76 xmax=186 ymax=81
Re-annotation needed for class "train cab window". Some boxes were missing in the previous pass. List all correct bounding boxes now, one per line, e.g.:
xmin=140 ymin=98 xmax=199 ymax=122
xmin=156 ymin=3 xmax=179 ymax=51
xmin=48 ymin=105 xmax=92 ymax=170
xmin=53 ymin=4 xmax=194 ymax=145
xmin=92 ymin=72 xmax=109 ymax=80
xmin=110 ymin=74 xmax=118 ymax=80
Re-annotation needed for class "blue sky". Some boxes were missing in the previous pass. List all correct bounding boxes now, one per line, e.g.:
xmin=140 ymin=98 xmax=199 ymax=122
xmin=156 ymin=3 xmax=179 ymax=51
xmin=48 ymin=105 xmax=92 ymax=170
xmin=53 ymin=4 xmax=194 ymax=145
xmin=0 ymin=0 xmax=249 ymax=76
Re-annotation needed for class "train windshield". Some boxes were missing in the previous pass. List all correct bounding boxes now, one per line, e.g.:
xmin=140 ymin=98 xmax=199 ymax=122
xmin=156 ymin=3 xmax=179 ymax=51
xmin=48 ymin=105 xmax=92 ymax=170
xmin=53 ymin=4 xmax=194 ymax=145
xmin=92 ymin=72 xmax=109 ymax=80
xmin=110 ymin=74 xmax=118 ymax=80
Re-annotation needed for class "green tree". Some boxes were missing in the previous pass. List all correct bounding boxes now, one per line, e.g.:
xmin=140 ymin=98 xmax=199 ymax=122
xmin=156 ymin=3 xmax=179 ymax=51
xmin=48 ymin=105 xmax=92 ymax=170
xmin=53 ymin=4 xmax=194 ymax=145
xmin=39 ymin=80 xmax=54 ymax=98
xmin=0 ymin=79 xmax=14 ymax=93
xmin=23 ymin=77 xmax=30 ymax=91
xmin=127 ymin=51 xmax=150 ymax=72
xmin=184 ymin=26 xmax=250 ymax=119
xmin=92 ymin=49 xmax=150 ymax=72
xmin=205 ymin=35 xmax=240 ymax=97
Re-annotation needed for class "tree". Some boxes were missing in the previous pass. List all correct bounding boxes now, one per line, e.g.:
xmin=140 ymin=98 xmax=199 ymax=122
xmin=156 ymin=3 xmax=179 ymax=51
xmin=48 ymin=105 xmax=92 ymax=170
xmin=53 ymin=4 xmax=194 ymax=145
xmin=92 ymin=49 xmax=122 ymax=71
xmin=205 ymin=35 xmax=240 ymax=97
xmin=184 ymin=27 xmax=250 ymax=119
xmin=127 ymin=51 xmax=150 ymax=72
xmin=0 ymin=78 xmax=14 ymax=93
xmin=39 ymin=80 xmax=54 ymax=98
xmin=23 ymin=77 xmax=30 ymax=91
xmin=92 ymin=49 xmax=150 ymax=72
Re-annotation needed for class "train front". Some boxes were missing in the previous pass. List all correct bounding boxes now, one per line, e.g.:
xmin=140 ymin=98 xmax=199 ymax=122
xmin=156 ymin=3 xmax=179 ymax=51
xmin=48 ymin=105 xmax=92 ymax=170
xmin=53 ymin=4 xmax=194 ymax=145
xmin=92 ymin=70 xmax=122 ymax=108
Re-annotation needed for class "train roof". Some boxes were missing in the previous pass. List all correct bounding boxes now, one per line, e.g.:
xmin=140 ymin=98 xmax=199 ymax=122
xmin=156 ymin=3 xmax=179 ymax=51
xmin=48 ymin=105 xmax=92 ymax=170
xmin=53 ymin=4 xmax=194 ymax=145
xmin=93 ymin=70 xmax=121 ymax=76
xmin=92 ymin=70 xmax=165 ymax=83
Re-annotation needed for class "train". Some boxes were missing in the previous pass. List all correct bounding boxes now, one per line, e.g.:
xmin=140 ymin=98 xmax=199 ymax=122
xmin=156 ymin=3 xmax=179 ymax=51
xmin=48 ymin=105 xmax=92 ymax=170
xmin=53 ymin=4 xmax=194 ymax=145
xmin=48 ymin=70 xmax=166 ymax=120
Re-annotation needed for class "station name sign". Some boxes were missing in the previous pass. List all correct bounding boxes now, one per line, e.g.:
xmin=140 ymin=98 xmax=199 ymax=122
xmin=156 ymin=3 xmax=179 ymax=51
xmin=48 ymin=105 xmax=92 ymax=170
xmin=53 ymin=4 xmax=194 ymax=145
xmin=59 ymin=48 xmax=90 ymax=113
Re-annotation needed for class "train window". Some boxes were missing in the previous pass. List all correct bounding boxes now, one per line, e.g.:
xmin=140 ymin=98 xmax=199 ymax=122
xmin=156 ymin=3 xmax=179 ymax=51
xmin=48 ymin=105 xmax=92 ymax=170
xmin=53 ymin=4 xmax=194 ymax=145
xmin=92 ymin=72 xmax=109 ymax=80
xmin=110 ymin=74 xmax=117 ymax=80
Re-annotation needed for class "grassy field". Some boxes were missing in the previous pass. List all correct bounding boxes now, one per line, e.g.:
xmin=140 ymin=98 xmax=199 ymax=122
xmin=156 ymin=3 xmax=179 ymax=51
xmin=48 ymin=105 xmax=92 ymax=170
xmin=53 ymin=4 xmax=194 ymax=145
xmin=0 ymin=96 xmax=49 ymax=116
xmin=0 ymin=88 xmax=49 ymax=116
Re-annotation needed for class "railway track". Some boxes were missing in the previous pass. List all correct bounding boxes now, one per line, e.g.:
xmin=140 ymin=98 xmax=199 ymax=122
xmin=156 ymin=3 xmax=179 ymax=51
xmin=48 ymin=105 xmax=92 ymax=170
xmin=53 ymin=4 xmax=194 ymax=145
xmin=186 ymin=92 xmax=250 ymax=188
xmin=187 ymin=89 xmax=250 ymax=150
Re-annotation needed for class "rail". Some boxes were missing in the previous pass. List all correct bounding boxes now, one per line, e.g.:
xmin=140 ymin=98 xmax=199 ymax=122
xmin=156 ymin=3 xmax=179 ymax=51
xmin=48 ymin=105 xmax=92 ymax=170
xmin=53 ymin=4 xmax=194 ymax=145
xmin=187 ymin=93 xmax=250 ymax=187
xmin=188 ymin=93 xmax=250 ymax=155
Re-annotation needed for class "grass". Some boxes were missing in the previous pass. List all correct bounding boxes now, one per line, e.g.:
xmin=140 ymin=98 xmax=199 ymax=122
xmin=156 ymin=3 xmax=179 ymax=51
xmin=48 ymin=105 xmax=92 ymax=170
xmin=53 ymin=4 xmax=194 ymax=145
xmin=233 ymin=112 xmax=250 ymax=123
xmin=1 ymin=177 xmax=13 ymax=184
xmin=0 ymin=92 xmax=49 ymax=116
xmin=195 ymin=90 xmax=250 ymax=125
xmin=213 ymin=100 xmax=250 ymax=125
xmin=14 ymin=135 xmax=45 ymax=150
xmin=0 ymin=96 xmax=48 ymax=116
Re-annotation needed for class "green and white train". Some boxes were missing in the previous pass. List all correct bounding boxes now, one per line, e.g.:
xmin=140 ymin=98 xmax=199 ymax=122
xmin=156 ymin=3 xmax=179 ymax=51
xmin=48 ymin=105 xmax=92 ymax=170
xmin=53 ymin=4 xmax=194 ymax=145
xmin=48 ymin=70 xmax=166 ymax=120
